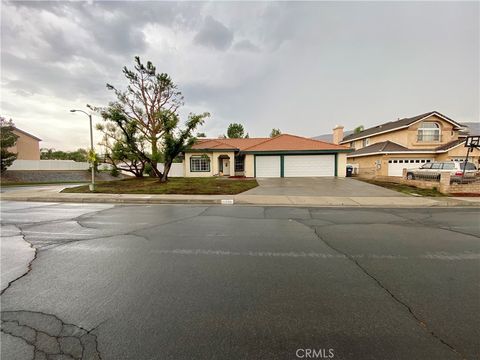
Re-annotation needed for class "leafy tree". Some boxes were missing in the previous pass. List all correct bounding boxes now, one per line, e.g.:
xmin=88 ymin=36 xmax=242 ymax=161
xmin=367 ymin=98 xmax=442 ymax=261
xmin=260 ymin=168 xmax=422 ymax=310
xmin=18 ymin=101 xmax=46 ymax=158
xmin=91 ymin=57 xmax=209 ymax=181
xmin=196 ymin=132 xmax=206 ymax=138
xmin=354 ymin=125 xmax=364 ymax=134
xmin=270 ymin=128 xmax=281 ymax=138
xmin=227 ymin=123 xmax=245 ymax=138
xmin=0 ymin=117 xmax=19 ymax=172
xmin=162 ymin=111 xmax=206 ymax=181
xmin=40 ymin=148 xmax=88 ymax=162
xmin=96 ymin=122 xmax=147 ymax=177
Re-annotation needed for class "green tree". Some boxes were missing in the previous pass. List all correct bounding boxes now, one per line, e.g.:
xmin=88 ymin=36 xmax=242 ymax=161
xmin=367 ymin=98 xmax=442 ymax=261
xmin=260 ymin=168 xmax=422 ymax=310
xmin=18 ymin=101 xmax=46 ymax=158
xmin=91 ymin=57 xmax=209 ymax=181
xmin=227 ymin=123 xmax=245 ymax=138
xmin=270 ymin=128 xmax=281 ymax=138
xmin=0 ymin=117 xmax=19 ymax=172
xmin=354 ymin=125 xmax=364 ymax=134
xmin=162 ymin=111 xmax=206 ymax=181
xmin=96 ymin=121 xmax=147 ymax=177
xmin=40 ymin=148 xmax=88 ymax=162
xmin=196 ymin=132 xmax=206 ymax=138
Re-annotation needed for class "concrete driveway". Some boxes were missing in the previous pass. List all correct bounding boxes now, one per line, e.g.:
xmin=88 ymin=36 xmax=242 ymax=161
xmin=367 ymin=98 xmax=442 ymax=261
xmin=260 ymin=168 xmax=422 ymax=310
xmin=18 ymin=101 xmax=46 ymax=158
xmin=243 ymin=177 xmax=404 ymax=197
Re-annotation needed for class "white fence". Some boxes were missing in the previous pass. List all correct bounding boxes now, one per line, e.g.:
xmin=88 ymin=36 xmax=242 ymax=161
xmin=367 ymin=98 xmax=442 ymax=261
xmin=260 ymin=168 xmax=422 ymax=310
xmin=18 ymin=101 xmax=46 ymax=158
xmin=8 ymin=160 xmax=184 ymax=176
xmin=157 ymin=162 xmax=185 ymax=177
xmin=9 ymin=160 xmax=112 ymax=171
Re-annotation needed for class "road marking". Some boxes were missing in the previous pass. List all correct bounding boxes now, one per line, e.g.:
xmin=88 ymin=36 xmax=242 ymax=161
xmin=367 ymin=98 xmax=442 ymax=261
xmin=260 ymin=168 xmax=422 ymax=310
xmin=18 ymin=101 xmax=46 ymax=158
xmin=150 ymin=249 xmax=480 ymax=260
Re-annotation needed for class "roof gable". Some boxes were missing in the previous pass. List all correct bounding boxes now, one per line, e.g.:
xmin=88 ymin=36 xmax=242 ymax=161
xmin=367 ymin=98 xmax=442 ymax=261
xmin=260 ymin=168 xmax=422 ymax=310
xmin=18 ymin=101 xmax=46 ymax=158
xmin=190 ymin=137 xmax=268 ymax=151
xmin=13 ymin=127 xmax=42 ymax=141
xmin=340 ymin=111 xmax=463 ymax=144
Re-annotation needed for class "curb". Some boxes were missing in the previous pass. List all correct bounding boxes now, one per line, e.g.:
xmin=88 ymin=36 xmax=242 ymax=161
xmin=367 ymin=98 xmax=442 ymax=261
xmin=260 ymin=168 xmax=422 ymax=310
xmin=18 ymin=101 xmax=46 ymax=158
xmin=1 ymin=194 xmax=479 ymax=207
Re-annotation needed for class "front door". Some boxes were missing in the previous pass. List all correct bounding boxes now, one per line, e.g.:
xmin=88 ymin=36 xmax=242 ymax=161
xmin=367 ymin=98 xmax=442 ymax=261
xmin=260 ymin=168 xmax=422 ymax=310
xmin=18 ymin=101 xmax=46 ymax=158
xmin=222 ymin=159 xmax=230 ymax=176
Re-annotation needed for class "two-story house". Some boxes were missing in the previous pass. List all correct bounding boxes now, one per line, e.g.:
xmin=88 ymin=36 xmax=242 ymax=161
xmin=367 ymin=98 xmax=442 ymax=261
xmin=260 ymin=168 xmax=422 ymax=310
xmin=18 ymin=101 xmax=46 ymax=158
xmin=333 ymin=111 xmax=480 ymax=177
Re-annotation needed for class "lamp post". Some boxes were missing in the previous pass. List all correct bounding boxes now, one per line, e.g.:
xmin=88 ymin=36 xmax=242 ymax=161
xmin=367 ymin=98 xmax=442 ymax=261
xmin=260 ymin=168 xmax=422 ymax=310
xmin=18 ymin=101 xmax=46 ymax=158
xmin=70 ymin=109 xmax=95 ymax=191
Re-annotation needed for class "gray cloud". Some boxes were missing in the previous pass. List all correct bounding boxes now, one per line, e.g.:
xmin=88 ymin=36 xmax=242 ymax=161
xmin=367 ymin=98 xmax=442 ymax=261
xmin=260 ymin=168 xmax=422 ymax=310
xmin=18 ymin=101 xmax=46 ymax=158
xmin=194 ymin=16 xmax=234 ymax=51
xmin=1 ymin=1 xmax=478 ymax=150
xmin=233 ymin=39 xmax=260 ymax=53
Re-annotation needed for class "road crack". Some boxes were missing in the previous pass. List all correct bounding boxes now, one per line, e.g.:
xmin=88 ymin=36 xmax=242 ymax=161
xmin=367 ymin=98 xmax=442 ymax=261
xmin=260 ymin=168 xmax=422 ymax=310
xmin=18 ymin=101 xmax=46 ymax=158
xmin=312 ymin=226 xmax=467 ymax=359
xmin=1 ymin=310 xmax=102 ymax=360
xmin=0 ymin=228 xmax=37 ymax=296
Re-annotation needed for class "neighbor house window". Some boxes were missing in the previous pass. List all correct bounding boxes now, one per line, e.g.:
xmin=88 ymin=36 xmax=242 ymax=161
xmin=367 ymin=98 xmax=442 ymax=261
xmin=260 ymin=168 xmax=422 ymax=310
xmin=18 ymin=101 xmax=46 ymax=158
xmin=417 ymin=122 xmax=440 ymax=142
xmin=190 ymin=156 xmax=210 ymax=172
xmin=362 ymin=138 xmax=370 ymax=147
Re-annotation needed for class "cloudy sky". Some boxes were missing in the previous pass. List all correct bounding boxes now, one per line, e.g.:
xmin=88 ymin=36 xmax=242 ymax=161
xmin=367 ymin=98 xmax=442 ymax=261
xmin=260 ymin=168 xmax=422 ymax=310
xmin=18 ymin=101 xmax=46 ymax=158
xmin=1 ymin=1 xmax=478 ymax=150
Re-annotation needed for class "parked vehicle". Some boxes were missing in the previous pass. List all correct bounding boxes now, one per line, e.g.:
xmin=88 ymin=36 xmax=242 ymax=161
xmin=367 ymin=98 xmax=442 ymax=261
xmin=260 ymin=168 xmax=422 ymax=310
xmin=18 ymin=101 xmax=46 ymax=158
xmin=405 ymin=161 xmax=478 ymax=182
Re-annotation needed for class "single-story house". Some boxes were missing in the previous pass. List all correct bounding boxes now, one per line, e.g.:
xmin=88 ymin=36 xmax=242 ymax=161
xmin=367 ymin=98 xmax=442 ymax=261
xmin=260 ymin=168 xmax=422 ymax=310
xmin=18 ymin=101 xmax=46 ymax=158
xmin=183 ymin=134 xmax=352 ymax=178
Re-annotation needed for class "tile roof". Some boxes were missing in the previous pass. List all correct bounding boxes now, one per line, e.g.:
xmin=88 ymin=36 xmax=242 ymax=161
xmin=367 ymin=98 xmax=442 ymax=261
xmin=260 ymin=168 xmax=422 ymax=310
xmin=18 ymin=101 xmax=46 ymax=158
xmin=190 ymin=134 xmax=349 ymax=152
xmin=348 ymin=141 xmax=411 ymax=157
xmin=190 ymin=138 xmax=268 ymax=151
xmin=341 ymin=111 xmax=463 ymax=143
xmin=460 ymin=122 xmax=480 ymax=136
xmin=243 ymin=134 xmax=349 ymax=151
xmin=435 ymin=139 xmax=465 ymax=151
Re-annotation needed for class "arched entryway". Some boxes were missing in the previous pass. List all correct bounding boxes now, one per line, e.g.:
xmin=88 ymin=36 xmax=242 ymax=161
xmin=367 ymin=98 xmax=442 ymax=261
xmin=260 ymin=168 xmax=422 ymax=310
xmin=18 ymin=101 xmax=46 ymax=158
xmin=218 ymin=154 xmax=231 ymax=176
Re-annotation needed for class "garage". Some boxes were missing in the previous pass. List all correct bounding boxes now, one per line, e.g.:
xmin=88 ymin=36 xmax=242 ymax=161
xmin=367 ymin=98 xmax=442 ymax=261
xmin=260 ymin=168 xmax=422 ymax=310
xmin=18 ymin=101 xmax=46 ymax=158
xmin=255 ymin=154 xmax=336 ymax=177
xmin=387 ymin=158 xmax=432 ymax=176
xmin=284 ymin=155 xmax=335 ymax=177
xmin=255 ymin=156 xmax=280 ymax=177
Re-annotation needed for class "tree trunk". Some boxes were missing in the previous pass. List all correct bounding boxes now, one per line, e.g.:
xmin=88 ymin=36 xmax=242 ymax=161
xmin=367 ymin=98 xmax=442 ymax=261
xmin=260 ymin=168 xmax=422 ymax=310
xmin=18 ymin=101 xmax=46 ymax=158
xmin=160 ymin=161 xmax=172 ymax=182
xmin=151 ymin=135 xmax=158 ymax=177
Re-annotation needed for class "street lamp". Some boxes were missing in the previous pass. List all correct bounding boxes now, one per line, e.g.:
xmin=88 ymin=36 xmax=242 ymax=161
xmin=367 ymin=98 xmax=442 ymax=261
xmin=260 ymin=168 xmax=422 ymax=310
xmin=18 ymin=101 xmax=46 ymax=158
xmin=70 ymin=109 xmax=95 ymax=191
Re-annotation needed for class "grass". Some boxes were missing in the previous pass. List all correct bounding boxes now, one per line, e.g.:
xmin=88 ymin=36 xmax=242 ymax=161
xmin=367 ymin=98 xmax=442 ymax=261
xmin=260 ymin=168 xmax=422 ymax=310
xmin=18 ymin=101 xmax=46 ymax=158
xmin=358 ymin=178 xmax=445 ymax=197
xmin=62 ymin=177 xmax=258 ymax=195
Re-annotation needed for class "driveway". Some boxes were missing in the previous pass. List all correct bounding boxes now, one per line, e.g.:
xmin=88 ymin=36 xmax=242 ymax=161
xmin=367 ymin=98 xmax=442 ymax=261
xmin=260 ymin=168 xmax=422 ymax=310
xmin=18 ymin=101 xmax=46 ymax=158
xmin=243 ymin=177 xmax=404 ymax=197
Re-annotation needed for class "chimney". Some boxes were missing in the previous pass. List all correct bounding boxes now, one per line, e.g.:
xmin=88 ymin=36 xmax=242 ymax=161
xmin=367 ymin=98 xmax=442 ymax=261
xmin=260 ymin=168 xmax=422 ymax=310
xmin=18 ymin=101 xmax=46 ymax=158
xmin=332 ymin=125 xmax=344 ymax=145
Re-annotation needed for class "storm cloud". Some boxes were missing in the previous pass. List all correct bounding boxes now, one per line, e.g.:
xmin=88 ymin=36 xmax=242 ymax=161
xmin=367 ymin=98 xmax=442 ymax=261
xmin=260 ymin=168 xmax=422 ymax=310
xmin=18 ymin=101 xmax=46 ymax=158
xmin=1 ymin=1 xmax=478 ymax=150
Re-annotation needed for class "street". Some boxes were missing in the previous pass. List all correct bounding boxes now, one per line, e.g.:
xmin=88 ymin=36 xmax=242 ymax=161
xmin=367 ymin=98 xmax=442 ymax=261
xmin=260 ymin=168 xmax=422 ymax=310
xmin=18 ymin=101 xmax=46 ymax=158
xmin=1 ymin=201 xmax=479 ymax=360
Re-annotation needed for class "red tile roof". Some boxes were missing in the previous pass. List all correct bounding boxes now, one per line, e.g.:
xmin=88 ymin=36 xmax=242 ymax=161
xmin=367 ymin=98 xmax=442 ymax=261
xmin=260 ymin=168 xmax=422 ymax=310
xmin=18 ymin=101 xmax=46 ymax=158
xmin=191 ymin=138 xmax=269 ymax=151
xmin=190 ymin=134 xmax=349 ymax=152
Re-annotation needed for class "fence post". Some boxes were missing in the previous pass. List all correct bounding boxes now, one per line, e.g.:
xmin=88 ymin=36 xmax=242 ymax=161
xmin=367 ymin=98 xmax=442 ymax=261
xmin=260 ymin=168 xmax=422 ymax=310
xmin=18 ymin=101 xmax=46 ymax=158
xmin=439 ymin=172 xmax=451 ymax=194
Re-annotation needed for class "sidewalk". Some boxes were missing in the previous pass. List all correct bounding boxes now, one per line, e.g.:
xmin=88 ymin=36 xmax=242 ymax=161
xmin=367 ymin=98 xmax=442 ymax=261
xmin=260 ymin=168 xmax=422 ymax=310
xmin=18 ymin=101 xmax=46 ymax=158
xmin=1 ymin=185 xmax=479 ymax=207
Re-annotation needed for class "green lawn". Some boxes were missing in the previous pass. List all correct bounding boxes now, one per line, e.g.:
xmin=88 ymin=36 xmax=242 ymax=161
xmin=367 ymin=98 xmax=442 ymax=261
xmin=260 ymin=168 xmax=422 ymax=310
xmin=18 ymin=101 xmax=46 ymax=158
xmin=358 ymin=178 xmax=445 ymax=197
xmin=62 ymin=177 xmax=258 ymax=195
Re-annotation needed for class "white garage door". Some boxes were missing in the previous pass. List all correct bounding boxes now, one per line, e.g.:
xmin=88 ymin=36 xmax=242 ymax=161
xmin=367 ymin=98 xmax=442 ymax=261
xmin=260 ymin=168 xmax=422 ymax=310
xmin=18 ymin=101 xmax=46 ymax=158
xmin=256 ymin=156 xmax=281 ymax=177
xmin=284 ymin=155 xmax=335 ymax=177
xmin=387 ymin=158 xmax=433 ymax=176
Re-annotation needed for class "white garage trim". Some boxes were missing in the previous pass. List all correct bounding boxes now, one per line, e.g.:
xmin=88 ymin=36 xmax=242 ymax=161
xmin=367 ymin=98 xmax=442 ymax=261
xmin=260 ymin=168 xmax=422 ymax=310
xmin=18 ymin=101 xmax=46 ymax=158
xmin=255 ymin=156 xmax=281 ymax=177
xmin=284 ymin=155 xmax=335 ymax=177
xmin=387 ymin=158 xmax=433 ymax=176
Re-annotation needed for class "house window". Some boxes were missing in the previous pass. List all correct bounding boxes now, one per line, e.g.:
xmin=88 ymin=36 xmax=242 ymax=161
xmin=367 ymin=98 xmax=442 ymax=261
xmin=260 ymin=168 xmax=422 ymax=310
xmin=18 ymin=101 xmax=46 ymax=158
xmin=417 ymin=122 xmax=440 ymax=142
xmin=362 ymin=138 xmax=370 ymax=147
xmin=235 ymin=156 xmax=245 ymax=172
xmin=190 ymin=156 xmax=210 ymax=172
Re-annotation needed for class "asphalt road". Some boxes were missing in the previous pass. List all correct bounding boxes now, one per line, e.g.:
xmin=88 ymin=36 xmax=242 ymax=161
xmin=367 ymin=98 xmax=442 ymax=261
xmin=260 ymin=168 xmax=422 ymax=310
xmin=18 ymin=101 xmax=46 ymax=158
xmin=1 ymin=202 xmax=479 ymax=360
